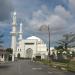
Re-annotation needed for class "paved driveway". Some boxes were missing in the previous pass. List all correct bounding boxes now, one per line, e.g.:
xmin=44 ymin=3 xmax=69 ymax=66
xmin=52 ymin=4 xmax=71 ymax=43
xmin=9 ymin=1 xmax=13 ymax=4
xmin=0 ymin=60 xmax=75 ymax=75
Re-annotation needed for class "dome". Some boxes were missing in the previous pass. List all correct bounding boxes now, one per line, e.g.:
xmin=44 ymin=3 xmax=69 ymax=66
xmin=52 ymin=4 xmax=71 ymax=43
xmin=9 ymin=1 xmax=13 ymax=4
xmin=26 ymin=36 xmax=42 ymax=41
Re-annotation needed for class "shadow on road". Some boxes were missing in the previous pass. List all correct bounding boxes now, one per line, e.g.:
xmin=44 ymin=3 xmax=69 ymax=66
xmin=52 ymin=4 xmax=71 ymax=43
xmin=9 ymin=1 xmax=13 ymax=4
xmin=0 ymin=64 xmax=11 ymax=69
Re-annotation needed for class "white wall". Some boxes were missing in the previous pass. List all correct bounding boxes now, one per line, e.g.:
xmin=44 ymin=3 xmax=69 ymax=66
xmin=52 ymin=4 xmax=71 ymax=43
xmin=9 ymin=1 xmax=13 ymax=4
xmin=16 ymin=39 xmax=48 ymax=59
xmin=0 ymin=55 xmax=4 ymax=61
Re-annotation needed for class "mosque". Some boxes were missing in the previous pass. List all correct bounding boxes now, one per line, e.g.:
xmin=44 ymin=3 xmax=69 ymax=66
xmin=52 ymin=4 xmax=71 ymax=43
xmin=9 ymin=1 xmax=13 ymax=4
xmin=10 ymin=12 xmax=48 ymax=61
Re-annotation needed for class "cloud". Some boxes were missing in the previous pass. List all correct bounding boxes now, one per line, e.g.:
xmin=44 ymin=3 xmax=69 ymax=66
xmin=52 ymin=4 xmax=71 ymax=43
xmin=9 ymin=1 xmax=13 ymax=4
xmin=54 ymin=5 xmax=72 ymax=19
xmin=0 ymin=0 xmax=13 ymax=22
xmin=69 ymin=0 xmax=75 ymax=14
xmin=69 ymin=0 xmax=75 ymax=7
xmin=25 ymin=4 xmax=74 ymax=47
xmin=28 ymin=5 xmax=71 ymax=34
xmin=1 ymin=0 xmax=74 ymax=47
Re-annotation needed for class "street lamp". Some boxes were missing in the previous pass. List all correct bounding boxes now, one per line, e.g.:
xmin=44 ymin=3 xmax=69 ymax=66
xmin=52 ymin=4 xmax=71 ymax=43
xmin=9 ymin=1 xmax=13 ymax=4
xmin=48 ymin=25 xmax=50 ymax=59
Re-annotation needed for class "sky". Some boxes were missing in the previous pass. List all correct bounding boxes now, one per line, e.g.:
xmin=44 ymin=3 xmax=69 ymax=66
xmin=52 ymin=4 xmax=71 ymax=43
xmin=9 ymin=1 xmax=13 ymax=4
xmin=0 ymin=0 xmax=75 ymax=48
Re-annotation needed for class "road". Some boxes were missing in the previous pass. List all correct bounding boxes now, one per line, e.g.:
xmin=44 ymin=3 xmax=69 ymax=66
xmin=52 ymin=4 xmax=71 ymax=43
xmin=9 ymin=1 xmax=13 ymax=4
xmin=0 ymin=60 xmax=75 ymax=75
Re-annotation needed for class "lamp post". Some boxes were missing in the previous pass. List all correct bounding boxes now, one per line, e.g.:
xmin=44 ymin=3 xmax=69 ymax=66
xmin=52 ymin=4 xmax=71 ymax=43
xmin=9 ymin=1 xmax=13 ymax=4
xmin=48 ymin=25 xmax=50 ymax=59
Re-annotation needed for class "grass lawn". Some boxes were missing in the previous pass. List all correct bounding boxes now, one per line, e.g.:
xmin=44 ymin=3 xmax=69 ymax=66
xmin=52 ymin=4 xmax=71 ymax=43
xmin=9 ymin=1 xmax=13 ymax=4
xmin=67 ymin=61 xmax=75 ymax=72
xmin=36 ymin=59 xmax=75 ymax=72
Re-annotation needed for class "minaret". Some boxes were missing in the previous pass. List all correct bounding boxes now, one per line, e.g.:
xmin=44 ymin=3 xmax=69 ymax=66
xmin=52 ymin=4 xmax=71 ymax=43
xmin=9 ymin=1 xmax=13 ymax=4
xmin=11 ymin=12 xmax=17 ymax=61
xmin=18 ymin=23 xmax=23 ymax=41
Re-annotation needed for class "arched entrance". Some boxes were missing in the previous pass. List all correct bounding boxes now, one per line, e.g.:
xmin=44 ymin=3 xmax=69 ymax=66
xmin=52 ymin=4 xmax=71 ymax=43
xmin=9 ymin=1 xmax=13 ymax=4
xmin=36 ymin=53 xmax=41 ymax=60
xmin=17 ymin=53 xmax=20 ymax=59
xmin=26 ymin=48 xmax=33 ymax=59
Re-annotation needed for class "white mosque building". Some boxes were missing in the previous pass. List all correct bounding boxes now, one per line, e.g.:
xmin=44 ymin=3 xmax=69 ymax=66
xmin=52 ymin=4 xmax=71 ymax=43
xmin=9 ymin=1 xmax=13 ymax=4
xmin=11 ymin=12 xmax=48 ymax=61
xmin=16 ymin=36 xmax=48 ymax=59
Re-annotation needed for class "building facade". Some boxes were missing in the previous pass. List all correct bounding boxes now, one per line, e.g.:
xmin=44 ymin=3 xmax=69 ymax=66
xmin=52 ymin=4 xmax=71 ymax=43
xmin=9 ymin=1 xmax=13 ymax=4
xmin=16 ymin=36 xmax=48 ymax=59
xmin=0 ymin=48 xmax=6 ymax=62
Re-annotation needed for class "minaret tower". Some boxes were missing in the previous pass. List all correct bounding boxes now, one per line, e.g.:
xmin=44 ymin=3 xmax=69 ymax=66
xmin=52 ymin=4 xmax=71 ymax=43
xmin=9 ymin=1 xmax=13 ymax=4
xmin=11 ymin=12 xmax=17 ymax=61
xmin=18 ymin=23 xmax=23 ymax=41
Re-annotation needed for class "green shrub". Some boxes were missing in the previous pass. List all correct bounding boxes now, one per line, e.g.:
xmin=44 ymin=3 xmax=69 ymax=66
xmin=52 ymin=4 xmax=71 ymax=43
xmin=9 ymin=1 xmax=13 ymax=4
xmin=41 ymin=59 xmax=49 ymax=64
xmin=57 ymin=59 xmax=69 ymax=63
xmin=41 ymin=59 xmax=52 ymax=66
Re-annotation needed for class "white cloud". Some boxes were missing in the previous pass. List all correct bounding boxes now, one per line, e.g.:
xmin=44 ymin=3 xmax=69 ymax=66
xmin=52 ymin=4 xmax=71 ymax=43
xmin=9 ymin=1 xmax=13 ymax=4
xmin=69 ymin=0 xmax=75 ymax=7
xmin=69 ymin=0 xmax=75 ymax=14
xmin=54 ymin=5 xmax=72 ymax=19
xmin=31 ymin=15 xmax=66 ymax=30
xmin=29 ymin=5 xmax=69 ymax=33
xmin=26 ymin=4 xmax=75 ymax=46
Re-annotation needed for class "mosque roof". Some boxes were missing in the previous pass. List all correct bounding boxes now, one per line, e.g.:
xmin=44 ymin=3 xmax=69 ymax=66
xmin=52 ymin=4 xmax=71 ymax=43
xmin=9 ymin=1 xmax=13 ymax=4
xmin=26 ymin=36 xmax=42 ymax=41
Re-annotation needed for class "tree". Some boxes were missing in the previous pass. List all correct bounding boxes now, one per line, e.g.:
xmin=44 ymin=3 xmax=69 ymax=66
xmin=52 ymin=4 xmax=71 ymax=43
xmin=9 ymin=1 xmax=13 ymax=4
xmin=56 ymin=33 xmax=75 ymax=51
xmin=6 ymin=48 xmax=13 ymax=61
xmin=72 ymin=51 xmax=75 ymax=57
xmin=55 ymin=33 xmax=75 ymax=60
xmin=6 ymin=48 xmax=13 ymax=54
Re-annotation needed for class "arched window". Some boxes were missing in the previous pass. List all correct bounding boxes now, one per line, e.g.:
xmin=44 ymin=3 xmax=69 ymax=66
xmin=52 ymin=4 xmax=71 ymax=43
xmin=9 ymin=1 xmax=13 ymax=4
xmin=18 ymin=49 xmax=19 ymax=51
xmin=20 ymin=49 xmax=21 ymax=51
xmin=17 ymin=53 xmax=20 ymax=59
xmin=26 ymin=48 xmax=33 ymax=58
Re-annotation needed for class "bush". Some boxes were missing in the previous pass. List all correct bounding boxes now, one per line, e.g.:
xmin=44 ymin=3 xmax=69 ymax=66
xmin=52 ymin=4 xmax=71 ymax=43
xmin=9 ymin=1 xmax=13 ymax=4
xmin=40 ymin=59 xmax=52 ymax=66
xmin=57 ymin=59 xmax=69 ymax=63
xmin=41 ymin=59 xmax=49 ymax=64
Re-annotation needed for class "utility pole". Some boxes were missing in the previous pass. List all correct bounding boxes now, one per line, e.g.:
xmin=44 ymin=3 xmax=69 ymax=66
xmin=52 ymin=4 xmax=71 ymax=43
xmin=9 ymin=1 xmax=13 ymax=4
xmin=48 ymin=25 xmax=50 ymax=59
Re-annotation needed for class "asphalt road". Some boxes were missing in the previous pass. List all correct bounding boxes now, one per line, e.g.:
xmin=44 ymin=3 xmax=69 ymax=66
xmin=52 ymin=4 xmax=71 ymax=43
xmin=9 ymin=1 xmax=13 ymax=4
xmin=0 ymin=60 xmax=75 ymax=75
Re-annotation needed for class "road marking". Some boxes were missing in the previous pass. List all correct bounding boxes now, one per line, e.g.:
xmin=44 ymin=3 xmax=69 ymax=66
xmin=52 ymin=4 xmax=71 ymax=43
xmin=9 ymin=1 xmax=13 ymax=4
xmin=32 ymin=67 xmax=42 ymax=70
xmin=32 ymin=68 xmax=37 ymax=70
xmin=48 ymin=71 xmax=53 ymax=74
